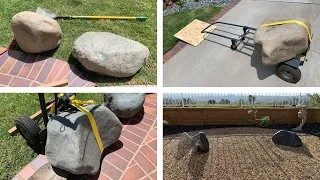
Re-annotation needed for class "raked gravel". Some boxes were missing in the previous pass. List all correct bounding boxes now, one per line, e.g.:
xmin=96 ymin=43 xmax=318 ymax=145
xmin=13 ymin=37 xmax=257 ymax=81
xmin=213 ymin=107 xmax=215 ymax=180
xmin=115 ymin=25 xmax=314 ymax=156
xmin=163 ymin=0 xmax=233 ymax=16
xmin=164 ymin=127 xmax=320 ymax=179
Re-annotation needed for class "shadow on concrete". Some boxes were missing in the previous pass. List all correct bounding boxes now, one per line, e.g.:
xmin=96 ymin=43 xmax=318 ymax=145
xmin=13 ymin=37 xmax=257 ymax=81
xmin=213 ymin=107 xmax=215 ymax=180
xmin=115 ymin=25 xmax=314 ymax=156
xmin=250 ymin=50 xmax=277 ymax=80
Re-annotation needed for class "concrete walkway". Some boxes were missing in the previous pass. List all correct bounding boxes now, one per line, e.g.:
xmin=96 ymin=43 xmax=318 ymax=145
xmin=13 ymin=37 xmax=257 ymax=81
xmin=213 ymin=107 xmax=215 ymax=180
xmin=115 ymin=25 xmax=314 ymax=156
xmin=164 ymin=0 xmax=320 ymax=87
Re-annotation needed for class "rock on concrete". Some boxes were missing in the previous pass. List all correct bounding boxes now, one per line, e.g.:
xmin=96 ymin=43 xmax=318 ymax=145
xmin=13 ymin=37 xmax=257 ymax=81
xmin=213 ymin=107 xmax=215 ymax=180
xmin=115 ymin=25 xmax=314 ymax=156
xmin=272 ymin=130 xmax=302 ymax=147
xmin=192 ymin=132 xmax=209 ymax=153
xmin=45 ymin=104 xmax=122 ymax=175
xmin=104 ymin=93 xmax=146 ymax=118
xmin=72 ymin=32 xmax=150 ymax=77
xmin=254 ymin=18 xmax=310 ymax=65
xmin=12 ymin=11 xmax=62 ymax=53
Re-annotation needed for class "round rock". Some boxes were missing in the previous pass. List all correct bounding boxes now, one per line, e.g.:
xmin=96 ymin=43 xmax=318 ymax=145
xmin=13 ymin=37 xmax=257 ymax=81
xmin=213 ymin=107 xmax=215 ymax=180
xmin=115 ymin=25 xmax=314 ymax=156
xmin=104 ymin=93 xmax=146 ymax=118
xmin=12 ymin=11 xmax=62 ymax=53
xmin=72 ymin=32 xmax=150 ymax=77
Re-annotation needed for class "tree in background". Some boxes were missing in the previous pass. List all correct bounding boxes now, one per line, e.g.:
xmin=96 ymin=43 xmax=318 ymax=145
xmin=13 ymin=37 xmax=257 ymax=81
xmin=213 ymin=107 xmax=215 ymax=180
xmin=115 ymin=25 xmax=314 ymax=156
xmin=307 ymin=93 xmax=320 ymax=107
xmin=208 ymin=99 xmax=216 ymax=105
xmin=219 ymin=99 xmax=230 ymax=104
xmin=248 ymin=95 xmax=256 ymax=105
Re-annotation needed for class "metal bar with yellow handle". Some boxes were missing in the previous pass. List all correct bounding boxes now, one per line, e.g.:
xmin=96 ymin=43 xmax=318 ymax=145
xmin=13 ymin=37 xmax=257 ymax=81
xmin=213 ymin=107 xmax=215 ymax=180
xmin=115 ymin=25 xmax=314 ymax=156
xmin=58 ymin=15 xmax=148 ymax=21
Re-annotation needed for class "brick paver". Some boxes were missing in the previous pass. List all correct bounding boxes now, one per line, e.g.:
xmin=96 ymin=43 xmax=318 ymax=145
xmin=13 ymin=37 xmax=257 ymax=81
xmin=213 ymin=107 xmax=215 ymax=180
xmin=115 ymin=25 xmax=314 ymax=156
xmin=13 ymin=94 xmax=157 ymax=180
xmin=0 ymin=48 xmax=95 ymax=87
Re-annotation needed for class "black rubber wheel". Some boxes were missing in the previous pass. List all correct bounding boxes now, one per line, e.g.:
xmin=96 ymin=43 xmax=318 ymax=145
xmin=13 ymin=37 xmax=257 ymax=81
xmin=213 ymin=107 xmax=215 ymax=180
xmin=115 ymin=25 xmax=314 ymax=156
xmin=15 ymin=115 xmax=41 ymax=145
xmin=276 ymin=64 xmax=301 ymax=83
xmin=231 ymin=45 xmax=237 ymax=50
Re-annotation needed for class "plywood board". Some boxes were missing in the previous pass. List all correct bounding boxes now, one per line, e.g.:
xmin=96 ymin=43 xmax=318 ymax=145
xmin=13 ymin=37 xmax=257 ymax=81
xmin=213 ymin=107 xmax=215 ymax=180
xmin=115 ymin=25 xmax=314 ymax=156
xmin=174 ymin=19 xmax=216 ymax=46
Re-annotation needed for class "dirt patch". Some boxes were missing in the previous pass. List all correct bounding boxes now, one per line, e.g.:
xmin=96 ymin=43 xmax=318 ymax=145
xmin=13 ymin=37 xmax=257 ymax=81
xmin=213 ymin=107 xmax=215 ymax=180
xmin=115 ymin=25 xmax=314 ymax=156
xmin=164 ymin=127 xmax=320 ymax=179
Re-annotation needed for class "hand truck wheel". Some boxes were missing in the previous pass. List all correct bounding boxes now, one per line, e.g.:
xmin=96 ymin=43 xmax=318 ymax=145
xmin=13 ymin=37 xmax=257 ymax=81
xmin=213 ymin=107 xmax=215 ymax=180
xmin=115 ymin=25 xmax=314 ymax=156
xmin=15 ymin=115 xmax=41 ymax=145
xmin=230 ymin=44 xmax=237 ymax=50
xmin=276 ymin=64 xmax=301 ymax=83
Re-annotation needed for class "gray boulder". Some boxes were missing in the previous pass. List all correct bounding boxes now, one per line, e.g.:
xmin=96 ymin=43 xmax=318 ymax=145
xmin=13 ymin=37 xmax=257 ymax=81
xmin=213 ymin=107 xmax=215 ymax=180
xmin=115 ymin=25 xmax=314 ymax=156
xmin=12 ymin=11 xmax=62 ymax=53
xmin=72 ymin=32 xmax=150 ymax=77
xmin=192 ymin=132 xmax=209 ymax=153
xmin=104 ymin=93 xmax=146 ymax=118
xmin=45 ymin=104 xmax=122 ymax=175
xmin=254 ymin=18 xmax=310 ymax=65
xmin=272 ymin=130 xmax=302 ymax=147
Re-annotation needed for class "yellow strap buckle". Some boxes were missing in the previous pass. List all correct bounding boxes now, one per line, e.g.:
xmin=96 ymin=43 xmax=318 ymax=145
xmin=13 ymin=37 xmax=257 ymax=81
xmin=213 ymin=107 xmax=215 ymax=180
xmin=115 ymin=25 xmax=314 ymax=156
xmin=260 ymin=20 xmax=312 ymax=43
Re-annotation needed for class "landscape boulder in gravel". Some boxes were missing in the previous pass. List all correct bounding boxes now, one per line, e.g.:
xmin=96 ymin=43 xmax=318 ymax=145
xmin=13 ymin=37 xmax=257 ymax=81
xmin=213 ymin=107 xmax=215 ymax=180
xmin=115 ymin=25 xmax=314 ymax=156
xmin=192 ymin=132 xmax=209 ymax=153
xmin=104 ymin=93 xmax=146 ymax=118
xmin=72 ymin=32 xmax=150 ymax=77
xmin=254 ymin=18 xmax=311 ymax=65
xmin=272 ymin=130 xmax=302 ymax=147
xmin=12 ymin=11 xmax=62 ymax=53
xmin=45 ymin=104 xmax=122 ymax=175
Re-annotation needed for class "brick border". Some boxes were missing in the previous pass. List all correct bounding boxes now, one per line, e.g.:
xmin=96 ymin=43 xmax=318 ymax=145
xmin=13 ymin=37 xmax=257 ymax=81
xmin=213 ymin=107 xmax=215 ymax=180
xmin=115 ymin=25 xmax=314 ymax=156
xmin=0 ymin=49 xmax=95 ymax=87
xmin=163 ymin=0 xmax=242 ymax=64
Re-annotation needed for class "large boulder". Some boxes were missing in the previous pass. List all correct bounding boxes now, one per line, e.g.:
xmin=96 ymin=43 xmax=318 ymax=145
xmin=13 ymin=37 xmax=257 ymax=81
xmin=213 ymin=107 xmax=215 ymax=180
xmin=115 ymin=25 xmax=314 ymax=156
xmin=45 ymin=104 xmax=122 ymax=175
xmin=272 ymin=130 xmax=302 ymax=147
xmin=12 ymin=11 xmax=62 ymax=53
xmin=254 ymin=18 xmax=310 ymax=65
xmin=104 ymin=93 xmax=146 ymax=118
xmin=72 ymin=32 xmax=150 ymax=77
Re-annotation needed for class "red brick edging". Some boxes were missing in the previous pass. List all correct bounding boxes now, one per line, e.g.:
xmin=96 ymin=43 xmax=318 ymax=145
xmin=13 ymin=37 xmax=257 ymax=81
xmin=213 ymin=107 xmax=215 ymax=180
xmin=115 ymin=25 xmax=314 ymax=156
xmin=0 ymin=48 xmax=95 ymax=87
xmin=163 ymin=0 xmax=242 ymax=64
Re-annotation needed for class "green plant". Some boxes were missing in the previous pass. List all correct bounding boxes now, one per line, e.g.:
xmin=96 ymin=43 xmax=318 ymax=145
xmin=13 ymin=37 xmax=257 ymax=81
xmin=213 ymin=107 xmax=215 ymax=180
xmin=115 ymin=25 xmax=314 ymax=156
xmin=247 ymin=108 xmax=271 ymax=127
xmin=307 ymin=93 xmax=320 ymax=107
xmin=163 ymin=120 xmax=169 ymax=125
xmin=176 ymin=0 xmax=184 ymax=6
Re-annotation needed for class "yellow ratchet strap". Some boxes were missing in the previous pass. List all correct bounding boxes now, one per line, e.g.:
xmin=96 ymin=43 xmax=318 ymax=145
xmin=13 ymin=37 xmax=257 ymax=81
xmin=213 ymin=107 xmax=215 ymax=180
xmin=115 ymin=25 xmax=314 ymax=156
xmin=260 ymin=20 xmax=312 ymax=43
xmin=71 ymin=99 xmax=104 ymax=152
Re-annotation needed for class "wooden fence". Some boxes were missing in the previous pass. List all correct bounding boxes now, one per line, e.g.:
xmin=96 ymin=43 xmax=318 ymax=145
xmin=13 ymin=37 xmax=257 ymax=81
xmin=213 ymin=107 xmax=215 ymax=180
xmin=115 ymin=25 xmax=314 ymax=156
xmin=163 ymin=108 xmax=320 ymax=125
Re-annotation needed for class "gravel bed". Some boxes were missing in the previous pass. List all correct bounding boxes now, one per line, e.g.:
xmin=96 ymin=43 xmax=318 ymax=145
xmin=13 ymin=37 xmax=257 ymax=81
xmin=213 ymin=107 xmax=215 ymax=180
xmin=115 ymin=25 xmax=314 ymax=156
xmin=163 ymin=127 xmax=320 ymax=179
xmin=163 ymin=0 xmax=233 ymax=16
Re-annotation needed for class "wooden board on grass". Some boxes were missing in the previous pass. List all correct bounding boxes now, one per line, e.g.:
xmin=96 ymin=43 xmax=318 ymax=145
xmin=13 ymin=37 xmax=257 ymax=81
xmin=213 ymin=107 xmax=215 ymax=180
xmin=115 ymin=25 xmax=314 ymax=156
xmin=174 ymin=19 xmax=216 ymax=46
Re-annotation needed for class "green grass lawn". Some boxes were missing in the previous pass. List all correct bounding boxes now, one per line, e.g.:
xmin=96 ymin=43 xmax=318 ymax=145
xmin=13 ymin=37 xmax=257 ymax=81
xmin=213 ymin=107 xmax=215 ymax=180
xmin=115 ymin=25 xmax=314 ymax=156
xmin=0 ymin=93 xmax=104 ymax=179
xmin=0 ymin=0 xmax=156 ymax=86
xmin=163 ymin=6 xmax=222 ymax=53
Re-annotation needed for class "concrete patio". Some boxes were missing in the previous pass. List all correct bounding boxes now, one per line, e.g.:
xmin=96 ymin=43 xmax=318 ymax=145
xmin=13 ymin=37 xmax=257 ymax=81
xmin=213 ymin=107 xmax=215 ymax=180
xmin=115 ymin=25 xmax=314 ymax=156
xmin=164 ymin=0 xmax=320 ymax=87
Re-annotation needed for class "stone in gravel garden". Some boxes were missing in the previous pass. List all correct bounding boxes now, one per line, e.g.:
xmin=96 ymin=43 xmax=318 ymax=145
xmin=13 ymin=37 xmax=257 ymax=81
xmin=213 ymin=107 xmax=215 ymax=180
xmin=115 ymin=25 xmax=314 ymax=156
xmin=178 ymin=132 xmax=194 ymax=150
xmin=272 ymin=130 xmax=302 ymax=147
xmin=72 ymin=32 xmax=150 ymax=77
xmin=46 ymin=104 xmax=122 ymax=175
xmin=104 ymin=93 xmax=146 ymax=118
xmin=12 ymin=11 xmax=62 ymax=53
xmin=192 ymin=132 xmax=209 ymax=153
xmin=254 ymin=18 xmax=311 ymax=65
xmin=176 ymin=132 xmax=194 ymax=159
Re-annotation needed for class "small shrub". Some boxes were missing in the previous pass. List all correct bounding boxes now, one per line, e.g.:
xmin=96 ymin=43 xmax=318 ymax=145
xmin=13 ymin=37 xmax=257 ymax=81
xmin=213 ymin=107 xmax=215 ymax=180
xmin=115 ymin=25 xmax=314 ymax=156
xmin=176 ymin=0 xmax=184 ymax=6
